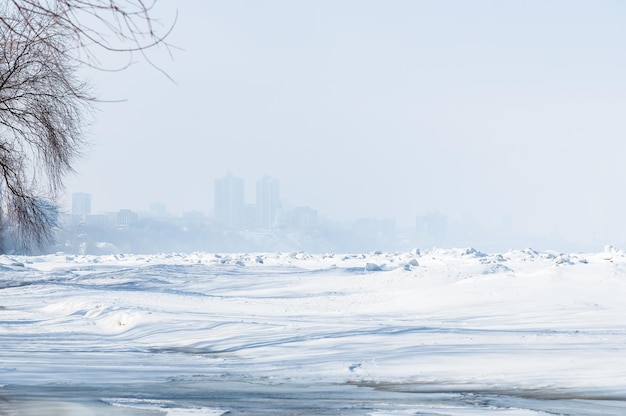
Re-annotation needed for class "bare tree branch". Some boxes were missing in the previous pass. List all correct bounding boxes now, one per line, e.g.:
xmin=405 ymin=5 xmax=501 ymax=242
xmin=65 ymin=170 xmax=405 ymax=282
xmin=0 ymin=1 xmax=174 ymax=252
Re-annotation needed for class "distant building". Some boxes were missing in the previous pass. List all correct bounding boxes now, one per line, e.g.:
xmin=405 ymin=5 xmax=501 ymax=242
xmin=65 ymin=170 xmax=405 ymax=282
xmin=149 ymin=202 xmax=168 ymax=218
xmin=72 ymin=193 xmax=91 ymax=216
xmin=242 ymin=203 xmax=258 ymax=229
xmin=285 ymin=206 xmax=318 ymax=229
xmin=117 ymin=209 xmax=138 ymax=226
xmin=214 ymin=173 xmax=244 ymax=229
xmin=256 ymin=176 xmax=280 ymax=229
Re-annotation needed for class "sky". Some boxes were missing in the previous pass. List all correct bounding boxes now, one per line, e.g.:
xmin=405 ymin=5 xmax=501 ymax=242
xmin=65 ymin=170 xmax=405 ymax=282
xmin=65 ymin=1 xmax=626 ymax=249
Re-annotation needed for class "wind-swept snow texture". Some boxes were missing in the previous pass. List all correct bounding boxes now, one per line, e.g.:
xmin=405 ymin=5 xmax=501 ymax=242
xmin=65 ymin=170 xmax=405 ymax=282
xmin=1 ymin=248 xmax=626 ymax=415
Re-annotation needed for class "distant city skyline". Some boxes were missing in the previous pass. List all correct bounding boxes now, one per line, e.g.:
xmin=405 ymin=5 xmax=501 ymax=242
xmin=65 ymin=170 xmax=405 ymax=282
xmin=63 ymin=184 xmax=579 ymax=254
xmin=69 ymin=172 xmax=316 ymax=219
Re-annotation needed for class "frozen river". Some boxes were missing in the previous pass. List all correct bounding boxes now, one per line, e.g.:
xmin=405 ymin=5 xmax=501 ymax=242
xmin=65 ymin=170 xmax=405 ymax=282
xmin=1 ymin=249 xmax=625 ymax=414
xmin=3 ymin=379 xmax=626 ymax=415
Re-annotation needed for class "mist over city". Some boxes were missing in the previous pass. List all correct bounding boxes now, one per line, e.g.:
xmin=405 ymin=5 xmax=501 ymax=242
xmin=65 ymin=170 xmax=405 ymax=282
xmin=62 ymin=170 xmax=560 ymax=255
xmin=62 ymin=1 xmax=626 ymax=255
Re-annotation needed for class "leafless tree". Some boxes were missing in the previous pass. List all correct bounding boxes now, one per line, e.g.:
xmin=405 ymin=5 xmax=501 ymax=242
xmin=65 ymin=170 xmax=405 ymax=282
xmin=0 ymin=1 xmax=173 ymax=252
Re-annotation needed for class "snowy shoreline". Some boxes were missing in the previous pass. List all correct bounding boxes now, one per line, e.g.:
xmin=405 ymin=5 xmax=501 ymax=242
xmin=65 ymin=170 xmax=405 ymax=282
xmin=2 ymin=248 xmax=625 ymax=414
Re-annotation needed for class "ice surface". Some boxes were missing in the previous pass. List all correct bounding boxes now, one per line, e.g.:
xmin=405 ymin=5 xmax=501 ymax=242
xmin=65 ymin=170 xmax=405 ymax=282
xmin=1 ymin=248 xmax=625 ymax=414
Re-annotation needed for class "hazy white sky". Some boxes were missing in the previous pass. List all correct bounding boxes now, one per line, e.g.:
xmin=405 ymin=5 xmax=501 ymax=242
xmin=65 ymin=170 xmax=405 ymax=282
xmin=66 ymin=1 xmax=626 ymax=246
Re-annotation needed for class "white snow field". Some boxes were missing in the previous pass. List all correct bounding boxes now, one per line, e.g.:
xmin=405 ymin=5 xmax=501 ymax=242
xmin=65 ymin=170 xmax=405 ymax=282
xmin=1 ymin=248 xmax=626 ymax=415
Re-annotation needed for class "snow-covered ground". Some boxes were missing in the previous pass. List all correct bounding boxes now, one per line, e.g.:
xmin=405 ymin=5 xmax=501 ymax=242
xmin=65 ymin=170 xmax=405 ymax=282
xmin=1 ymin=247 xmax=626 ymax=415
